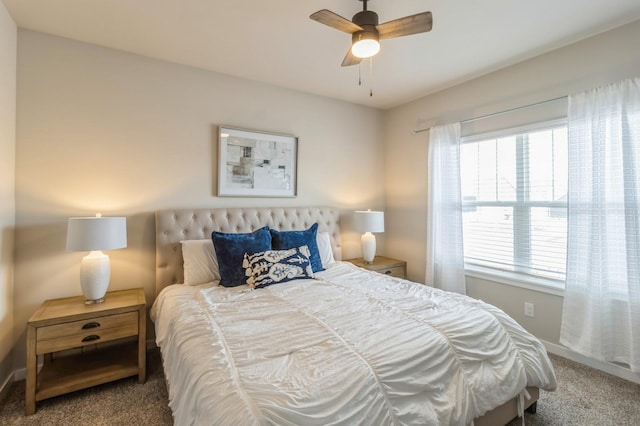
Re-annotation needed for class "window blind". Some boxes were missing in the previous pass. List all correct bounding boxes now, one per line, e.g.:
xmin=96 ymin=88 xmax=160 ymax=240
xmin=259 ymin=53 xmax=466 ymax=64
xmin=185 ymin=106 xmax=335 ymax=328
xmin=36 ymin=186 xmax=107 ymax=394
xmin=460 ymin=121 xmax=568 ymax=282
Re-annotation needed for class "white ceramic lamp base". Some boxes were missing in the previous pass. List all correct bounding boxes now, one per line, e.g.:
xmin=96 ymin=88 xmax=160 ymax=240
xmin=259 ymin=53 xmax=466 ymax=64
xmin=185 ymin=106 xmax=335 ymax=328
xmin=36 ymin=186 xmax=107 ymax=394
xmin=80 ymin=250 xmax=111 ymax=304
xmin=361 ymin=232 xmax=377 ymax=263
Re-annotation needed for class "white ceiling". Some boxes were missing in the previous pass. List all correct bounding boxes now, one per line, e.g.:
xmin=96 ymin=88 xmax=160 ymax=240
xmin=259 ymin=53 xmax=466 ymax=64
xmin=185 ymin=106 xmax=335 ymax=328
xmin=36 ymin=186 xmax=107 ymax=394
xmin=4 ymin=0 xmax=640 ymax=110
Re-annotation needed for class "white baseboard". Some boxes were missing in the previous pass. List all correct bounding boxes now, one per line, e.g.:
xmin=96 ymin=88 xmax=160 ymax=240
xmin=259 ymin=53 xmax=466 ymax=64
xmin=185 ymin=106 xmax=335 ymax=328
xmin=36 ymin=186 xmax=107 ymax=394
xmin=542 ymin=339 xmax=640 ymax=385
xmin=14 ymin=366 xmax=27 ymax=382
xmin=0 ymin=371 xmax=15 ymax=403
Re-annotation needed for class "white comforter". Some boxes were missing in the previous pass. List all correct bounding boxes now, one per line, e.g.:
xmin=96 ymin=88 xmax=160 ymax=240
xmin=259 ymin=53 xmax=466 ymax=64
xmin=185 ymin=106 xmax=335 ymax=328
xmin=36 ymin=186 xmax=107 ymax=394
xmin=151 ymin=262 xmax=556 ymax=426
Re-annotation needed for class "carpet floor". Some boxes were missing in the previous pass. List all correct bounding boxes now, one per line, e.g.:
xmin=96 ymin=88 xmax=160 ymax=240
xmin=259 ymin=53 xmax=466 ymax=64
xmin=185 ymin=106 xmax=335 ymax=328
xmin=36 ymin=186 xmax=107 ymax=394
xmin=1 ymin=350 xmax=638 ymax=425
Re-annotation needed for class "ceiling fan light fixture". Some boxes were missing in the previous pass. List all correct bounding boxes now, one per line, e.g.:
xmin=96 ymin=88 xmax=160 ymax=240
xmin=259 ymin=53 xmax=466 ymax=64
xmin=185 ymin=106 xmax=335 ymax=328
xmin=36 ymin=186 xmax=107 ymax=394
xmin=351 ymin=30 xmax=380 ymax=58
xmin=310 ymin=1 xmax=432 ymax=69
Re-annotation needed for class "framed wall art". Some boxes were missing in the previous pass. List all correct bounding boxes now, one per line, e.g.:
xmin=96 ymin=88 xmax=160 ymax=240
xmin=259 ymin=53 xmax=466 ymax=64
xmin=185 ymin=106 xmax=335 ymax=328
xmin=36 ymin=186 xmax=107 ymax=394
xmin=218 ymin=126 xmax=298 ymax=197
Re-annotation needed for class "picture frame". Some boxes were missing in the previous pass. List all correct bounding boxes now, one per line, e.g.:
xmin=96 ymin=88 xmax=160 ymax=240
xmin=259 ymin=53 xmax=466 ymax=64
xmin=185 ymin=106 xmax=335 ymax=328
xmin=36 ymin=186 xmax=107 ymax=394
xmin=217 ymin=126 xmax=298 ymax=197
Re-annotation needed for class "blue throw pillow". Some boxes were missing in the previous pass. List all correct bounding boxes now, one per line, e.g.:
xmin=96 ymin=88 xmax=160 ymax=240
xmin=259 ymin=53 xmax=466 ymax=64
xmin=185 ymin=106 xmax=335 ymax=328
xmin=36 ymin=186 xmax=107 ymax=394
xmin=269 ymin=223 xmax=323 ymax=272
xmin=244 ymin=245 xmax=314 ymax=289
xmin=211 ymin=226 xmax=272 ymax=287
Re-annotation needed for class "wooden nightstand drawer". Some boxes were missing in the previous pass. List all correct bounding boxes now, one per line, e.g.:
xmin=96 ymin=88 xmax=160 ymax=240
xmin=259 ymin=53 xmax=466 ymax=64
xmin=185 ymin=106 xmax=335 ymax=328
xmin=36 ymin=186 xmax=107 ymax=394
xmin=37 ymin=311 xmax=138 ymax=342
xmin=36 ymin=314 xmax=139 ymax=355
xmin=345 ymin=256 xmax=407 ymax=279
xmin=377 ymin=265 xmax=406 ymax=278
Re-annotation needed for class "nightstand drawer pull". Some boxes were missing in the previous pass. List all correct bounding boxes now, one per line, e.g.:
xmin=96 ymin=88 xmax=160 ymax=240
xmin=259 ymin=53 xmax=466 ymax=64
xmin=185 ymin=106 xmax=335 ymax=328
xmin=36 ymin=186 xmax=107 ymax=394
xmin=384 ymin=270 xmax=392 ymax=275
xmin=82 ymin=322 xmax=101 ymax=330
xmin=82 ymin=335 xmax=101 ymax=343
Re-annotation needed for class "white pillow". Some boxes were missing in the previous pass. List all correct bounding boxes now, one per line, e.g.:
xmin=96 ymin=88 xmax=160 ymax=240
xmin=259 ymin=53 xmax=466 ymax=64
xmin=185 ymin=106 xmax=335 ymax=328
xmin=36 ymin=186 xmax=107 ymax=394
xmin=316 ymin=232 xmax=336 ymax=268
xmin=181 ymin=239 xmax=220 ymax=285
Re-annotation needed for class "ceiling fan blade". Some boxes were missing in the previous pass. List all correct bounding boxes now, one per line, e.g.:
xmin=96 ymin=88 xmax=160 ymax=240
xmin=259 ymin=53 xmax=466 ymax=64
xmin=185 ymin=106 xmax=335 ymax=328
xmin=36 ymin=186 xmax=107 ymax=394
xmin=377 ymin=11 xmax=433 ymax=39
xmin=341 ymin=48 xmax=362 ymax=67
xmin=310 ymin=9 xmax=363 ymax=34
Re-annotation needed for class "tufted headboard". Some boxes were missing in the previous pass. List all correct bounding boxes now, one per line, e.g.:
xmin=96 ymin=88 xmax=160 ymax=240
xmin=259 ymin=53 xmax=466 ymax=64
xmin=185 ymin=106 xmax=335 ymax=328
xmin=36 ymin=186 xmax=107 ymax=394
xmin=155 ymin=206 xmax=342 ymax=294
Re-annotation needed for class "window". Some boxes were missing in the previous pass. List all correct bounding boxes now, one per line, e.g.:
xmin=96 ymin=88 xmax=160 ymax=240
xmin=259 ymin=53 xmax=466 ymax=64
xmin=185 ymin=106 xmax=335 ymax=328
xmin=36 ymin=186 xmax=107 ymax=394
xmin=460 ymin=121 xmax=568 ymax=284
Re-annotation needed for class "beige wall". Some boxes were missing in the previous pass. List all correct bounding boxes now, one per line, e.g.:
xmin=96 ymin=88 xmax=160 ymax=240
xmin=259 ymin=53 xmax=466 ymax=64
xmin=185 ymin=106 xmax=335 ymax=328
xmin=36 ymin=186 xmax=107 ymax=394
xmin=384 ymin=19 xmax=640 ymax=343
xmin=0 ymin=1 xmax=16 ymax=390
xmin=13 ymin=30 xmax=386 ymax=370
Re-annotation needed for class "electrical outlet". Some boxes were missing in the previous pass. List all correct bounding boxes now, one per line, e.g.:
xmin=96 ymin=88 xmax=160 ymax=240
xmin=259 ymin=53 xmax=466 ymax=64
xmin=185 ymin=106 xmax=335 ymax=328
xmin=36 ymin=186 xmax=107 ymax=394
xmin=524 ymin=302 xmax=535 ymax=317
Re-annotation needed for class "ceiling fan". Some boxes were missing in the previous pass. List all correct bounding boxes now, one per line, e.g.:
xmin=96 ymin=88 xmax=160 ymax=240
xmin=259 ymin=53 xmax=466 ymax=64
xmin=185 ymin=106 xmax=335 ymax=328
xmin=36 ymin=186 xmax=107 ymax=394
xmin=310 ymin=0 xmax=433 ymax=67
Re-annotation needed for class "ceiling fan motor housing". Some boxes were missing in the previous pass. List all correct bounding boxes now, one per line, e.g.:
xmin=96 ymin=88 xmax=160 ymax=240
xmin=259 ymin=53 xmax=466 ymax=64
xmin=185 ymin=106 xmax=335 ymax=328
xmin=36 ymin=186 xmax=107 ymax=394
xmin=352 ymin=9 xmax=380 ymax=46
xmin=352 ymin=10 xmax=379 ymax=27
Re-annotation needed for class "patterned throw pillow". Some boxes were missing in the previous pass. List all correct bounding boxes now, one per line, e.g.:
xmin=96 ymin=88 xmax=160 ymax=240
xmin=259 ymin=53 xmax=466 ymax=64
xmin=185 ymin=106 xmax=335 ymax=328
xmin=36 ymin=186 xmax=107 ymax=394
xmin=243 ymin=246 xmax=314 ymax=289
xmin=270 ymin=223 xmax=323 ymax=273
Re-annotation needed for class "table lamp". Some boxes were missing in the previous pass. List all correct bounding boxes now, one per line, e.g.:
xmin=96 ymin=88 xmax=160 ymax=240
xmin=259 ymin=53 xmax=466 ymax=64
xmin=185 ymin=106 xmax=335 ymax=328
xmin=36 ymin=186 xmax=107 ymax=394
xmin=354 ymin=210 xmax=384 ymax=263
xmin=66 ymin=214 xmax=127 ymax=304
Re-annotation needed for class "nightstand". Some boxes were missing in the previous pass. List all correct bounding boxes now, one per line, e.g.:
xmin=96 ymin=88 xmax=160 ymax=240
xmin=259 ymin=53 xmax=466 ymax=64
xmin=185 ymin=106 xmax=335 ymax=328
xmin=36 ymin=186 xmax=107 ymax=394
xmin=345 ymin=256 xmax=407 ymax=279
xmin=26 ymin=288 xmax=146 ymax=415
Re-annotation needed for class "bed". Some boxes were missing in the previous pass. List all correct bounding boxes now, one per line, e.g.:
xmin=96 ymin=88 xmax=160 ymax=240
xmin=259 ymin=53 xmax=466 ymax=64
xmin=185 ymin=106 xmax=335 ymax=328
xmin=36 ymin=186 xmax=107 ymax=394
xmin=151 ymin=206 xmax=556 ymax=425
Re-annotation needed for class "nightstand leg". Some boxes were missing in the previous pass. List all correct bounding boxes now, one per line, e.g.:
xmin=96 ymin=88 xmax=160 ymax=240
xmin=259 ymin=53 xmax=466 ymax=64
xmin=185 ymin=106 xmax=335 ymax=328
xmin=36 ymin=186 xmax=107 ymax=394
xmin=26 ymin=325 xmax=37 ymax=415
xmin=138 ymin=306 xmax=147 ymax=383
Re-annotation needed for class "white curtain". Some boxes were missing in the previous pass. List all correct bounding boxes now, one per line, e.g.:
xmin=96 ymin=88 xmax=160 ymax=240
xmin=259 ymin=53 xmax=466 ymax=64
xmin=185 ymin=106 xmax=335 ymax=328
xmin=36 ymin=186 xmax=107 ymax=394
xmin=426 ymin=123 xmax=466 ymax=294
xmin=560 ymin=78 xmax=640 ymax=373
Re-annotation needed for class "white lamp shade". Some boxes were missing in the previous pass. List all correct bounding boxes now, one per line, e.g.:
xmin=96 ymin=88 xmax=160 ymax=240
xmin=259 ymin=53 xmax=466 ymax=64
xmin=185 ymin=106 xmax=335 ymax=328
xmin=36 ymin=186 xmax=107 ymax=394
xmin=66 ymin=215 xmax=127 ymax=303
xmin=352 ymin=39 xmax=380 ymax=58
xmin=66 ymin=216 xmax=127 ymax=251
xmin=351 ymin=30 xmax=380 ymax=59
xmin=354 ymin=210 xmax=385 ymax=233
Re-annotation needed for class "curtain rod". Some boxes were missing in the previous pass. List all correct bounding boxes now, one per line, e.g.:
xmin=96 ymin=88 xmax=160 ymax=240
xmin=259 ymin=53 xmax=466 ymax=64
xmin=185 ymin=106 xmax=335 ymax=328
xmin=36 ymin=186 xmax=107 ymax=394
xmin=411 ymin=95 xmax=568 ymax=135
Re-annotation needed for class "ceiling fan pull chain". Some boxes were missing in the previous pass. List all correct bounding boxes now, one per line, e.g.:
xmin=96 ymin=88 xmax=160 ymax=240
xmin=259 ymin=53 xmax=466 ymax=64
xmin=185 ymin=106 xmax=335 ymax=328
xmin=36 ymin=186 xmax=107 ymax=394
xmin=369 ymin=57 xmax=374 ymax=97
xmin=358 ymin=62 xmax=362 ymax=86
